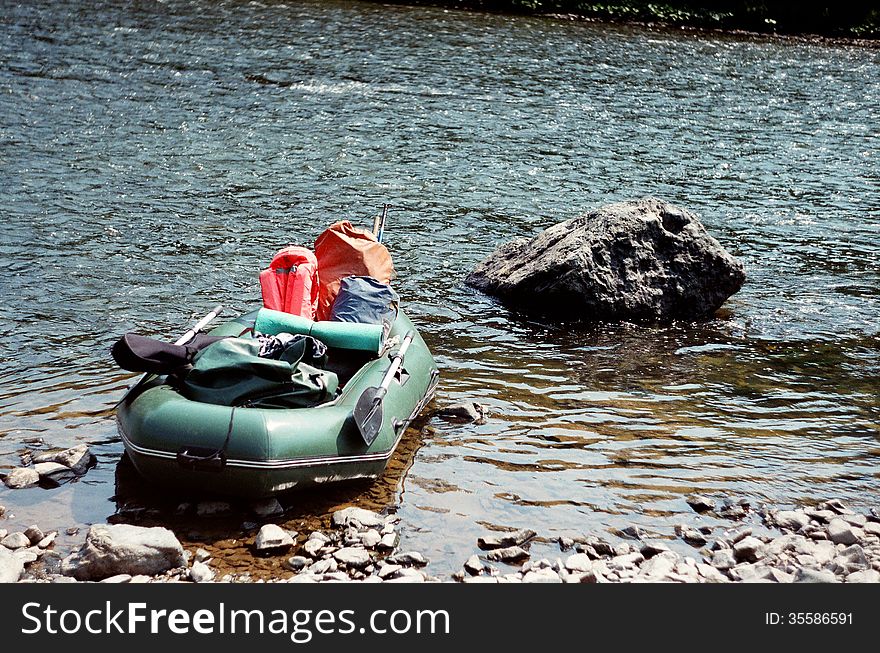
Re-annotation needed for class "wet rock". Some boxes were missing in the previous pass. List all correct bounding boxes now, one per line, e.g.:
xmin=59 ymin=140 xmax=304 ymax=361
xmin=464 ymin=555 xmax=485 ymax=576
xmin=254 ymin=525 xmax=295 ymax=552
xmin=686 ymin=494 xmax=716 ymax=513
xmin=61 ymin=524 xmax=185 ymax=581
xmin=477 ymin=529 xmax=536 ymax=550
xmin=465 ymin=198 xmax=745 ymax=322
xmin=331 ymin=507 xmax=383 ymax=529
xmin=251 ymin=498 xmax=284 ymax=518
xmin=733 ymin=536 xmax=765 ymax=563
xmin=2 ymin=532 xmax=31 ymax=549
xmin=793 ymin=568 xmax=838 ymax=583
xmin=434 ymin=402 xmax=488 ymax=424
xmin=33 ymin=444 xmax=95 ymax=475
xmin=774 ymin=510 xmax=810 ymax=531
xmin=718 ymin=502 xmax=747 ymax=520
xmin=675 ymin=524 xmax=708 ymax=546
xmin=333 ymin=547 xmax=371 ymax=569
xmin=33 ymin=461 xmax=77 ymax=482
xmin=3 ymin=467 xmax=40 ymax=489
xmin=283 ymin=556 xmax=309 ymax=572
xmin=522 ymin=568 xmax=562 ymax=583
xmin=846 ymin=569 xmax=880 ymax=583
xmin=485 ymin=546 xmax=530 ymax=563
xmin=387 ymin=551 xmax=428 ymax=567
xmin=0 ymin=505 xmax=6 ymax=517
xmin=827 ymin=518 xmax=859 ymax=545
xmin=819 ymin=499 xmax=853 ymax=515
xmin=24 ymin=525 xmax=44 ymax=545
xmin=619 ymin=525 xmax=645 ymax=540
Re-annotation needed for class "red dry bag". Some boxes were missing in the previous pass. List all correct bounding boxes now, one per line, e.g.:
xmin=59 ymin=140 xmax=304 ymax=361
xmin=259 ymin=246 xmax=319 ymax=319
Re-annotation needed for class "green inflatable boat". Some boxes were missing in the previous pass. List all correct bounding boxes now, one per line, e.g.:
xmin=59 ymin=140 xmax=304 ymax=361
xmin=116 ymin=308 xmax=439 ymax=498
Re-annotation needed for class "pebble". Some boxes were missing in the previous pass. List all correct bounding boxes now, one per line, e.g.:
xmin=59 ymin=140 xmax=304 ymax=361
xmin=464 ymin=555 xmax=484 ymax=576
xmin=24 ymin=525 xmax=44 ymax=545
xmin=3 ymin=467 xmax=40 ymax=489
xmin=359 ymin=529 xmax=382 ymax=548
xmin=100 ymin=574 xmax=133 ymax=583
xmin=774 ymin=510 xmax=810 ymax=531
xmin=2 ymin=532 xmax=31 ymax=550
xmin=283 ymin=556 xmax=309 ymax=572
xmin=477 ymin=529 xmax=536 ymax=550
xmin=34 ymin=444 xmax=95 ymax=475
xmin=685 ymin=494 xmax=715 ymax=513
xmin=333 ymin=547 xmax=371 ymax=569
xmin=378 ymin=563 xmax=402 ymax=580
xmin=638 ymin=551 xmax=678 ymax=579
xmin=794 ymin=568 xmax=838 ymax=583
xmin=190 ymin=561 xmax=215 ymax=583
xmin=733 ymin=536 xmax=765 ymax=563
xmin=846 ymin=569 xmax=880 ymax=583
xmin=485 ymin=546 xmax=529 ymax=563
xmin=827 ymin=518 xmax=859 ymax=545
xmin=37 ymin=531 xmax=57 ymax=549
xmin=302 ymin=538 xmax=325 ymax=558
xmin=710 ymin=549 xmax=737 ymax=571
xmin=522 ymin=567 xmax=562 ymax=583
xmin=564 ymin=553 xmax=593 ymax=573
xmin=194 ymin=548 xmax=212 ymax=563
xmin=377 ymin=532 xmax=398 ymax=550
xmin=254 ymin=524 xmax=295 ymax=552
xmin=640 ymin=541 xmax=671 ymax=558
xmin=387 ymin=551 xmax=428 ymax=567
xmin=331 ymin=507 xmax=383 ymax=529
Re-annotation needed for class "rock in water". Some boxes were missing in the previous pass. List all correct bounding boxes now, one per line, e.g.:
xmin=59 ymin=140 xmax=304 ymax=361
xmin=61 ymin=524 xmax=185 ymax=581
xmin=465 ymin=198 xmax=745 ymax=321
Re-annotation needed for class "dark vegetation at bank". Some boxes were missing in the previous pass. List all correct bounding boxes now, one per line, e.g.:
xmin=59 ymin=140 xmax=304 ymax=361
xmin=385 ymin=1 xmax=880 ymax=38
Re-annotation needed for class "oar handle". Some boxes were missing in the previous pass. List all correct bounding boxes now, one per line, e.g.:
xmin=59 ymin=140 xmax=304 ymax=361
xmin=174 ymin=305 xmax=223 ymax=346
xmin=379 ymin=331 xmax=414 ymax=390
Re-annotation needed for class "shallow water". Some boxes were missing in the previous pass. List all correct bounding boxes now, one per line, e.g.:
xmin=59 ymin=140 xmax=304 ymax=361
xmin=1 ymin=0 xmax=878 ymax=575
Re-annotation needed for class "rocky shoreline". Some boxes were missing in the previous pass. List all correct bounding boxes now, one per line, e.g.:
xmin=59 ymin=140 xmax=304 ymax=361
xmin=2 ymin=496 xmax=878 ymax=584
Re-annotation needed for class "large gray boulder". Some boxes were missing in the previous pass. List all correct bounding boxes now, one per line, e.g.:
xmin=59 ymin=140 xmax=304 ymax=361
xmin=466 ymin=199 xmax=745 ymax=321
xmin=61 ymin=524 xmax=185 ymax=581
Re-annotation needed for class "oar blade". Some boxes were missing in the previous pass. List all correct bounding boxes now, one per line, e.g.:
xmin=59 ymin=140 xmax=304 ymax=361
xmin=353 ymin=386 xmax=384 ymax=446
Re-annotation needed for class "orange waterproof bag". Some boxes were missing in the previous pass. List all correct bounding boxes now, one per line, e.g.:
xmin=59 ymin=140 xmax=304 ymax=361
xmin=259 ymin=246 xmax=319 ymax=319
xmin=314 ymin=221 xmax=394 ymax=321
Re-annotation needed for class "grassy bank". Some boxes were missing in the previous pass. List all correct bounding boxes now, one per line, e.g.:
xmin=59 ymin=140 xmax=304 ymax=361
xmin=382 ymin=1 xmax=880 ymax=38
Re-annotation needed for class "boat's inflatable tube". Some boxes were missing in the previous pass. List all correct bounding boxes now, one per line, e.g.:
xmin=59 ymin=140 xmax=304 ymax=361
xmin=254 ymin=308 xmax=385 ymax=354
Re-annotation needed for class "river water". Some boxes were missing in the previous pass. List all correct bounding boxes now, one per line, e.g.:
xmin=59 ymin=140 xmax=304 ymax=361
xmin=1 ymin=0 xmax=878 ymax=576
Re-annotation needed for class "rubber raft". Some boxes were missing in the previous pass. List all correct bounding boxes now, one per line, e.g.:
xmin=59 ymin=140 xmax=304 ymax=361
xmin=117 ymin=309 xmax=438 ymax=498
